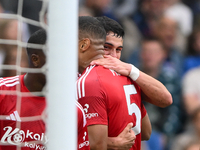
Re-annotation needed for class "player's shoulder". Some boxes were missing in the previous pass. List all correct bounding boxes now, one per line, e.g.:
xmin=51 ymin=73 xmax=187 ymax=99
xmin=80 ymin=65 xmax=120 ymax=77
xmin=94 ymin=65 xmax=121 ymax=78
xmin=0 ymin=75 xmax=20 ymax=89
xmin=77 ymin=65 xmax=122 ymax=88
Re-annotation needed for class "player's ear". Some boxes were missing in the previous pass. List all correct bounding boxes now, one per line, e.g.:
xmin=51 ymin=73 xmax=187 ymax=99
xmin=31 ymin=54 xmax=40 ymax=67
xmin=79 ymin=38 xmax=90 ymax=52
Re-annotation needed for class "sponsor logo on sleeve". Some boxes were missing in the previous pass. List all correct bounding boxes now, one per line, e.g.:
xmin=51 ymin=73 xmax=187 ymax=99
xmin=79 ymin=132 xmax=89 ymax=149
xmin=83 ymin=104 xmax=98 ymax=119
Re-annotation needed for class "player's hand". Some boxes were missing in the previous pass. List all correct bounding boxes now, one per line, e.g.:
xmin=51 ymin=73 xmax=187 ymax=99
xmin=90 ymin=55 xmax=132 ymax=76
xmin=116 ymin=122 xmax=136 ymax=150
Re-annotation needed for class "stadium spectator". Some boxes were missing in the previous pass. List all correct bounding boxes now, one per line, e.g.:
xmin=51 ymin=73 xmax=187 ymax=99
xmin=170 ymin=107 xmax=200 ymax=150
xmin=79 ymin=5 xmax=94 ymax=17
xmin=0 ymin=19 xmax=29 ymax=76
xmin=182 ymin=66 xmax=200 ymax=116
xmin=1 ymin=0 xmax=43 ymax=34
xmin=128 ymin=16 xmax=184 ymax=77
xmin=139 ymin=38 xmax=184 ymax=149
xmin=1 ymin=46 xmax=29 ymax=77
xmin=131 ymin=0 xmax=166 ymax=38
xmin=182 ymin=0 xmax=200 ymax=25
xmin=80 ymin=0 xmax=117 ymax=20
xmin=164 ymin=0 xmax=193 ymax=37
xmin=139 ymin=37 xmax=183 ymax=135
xmin=184 ymin=141 xmax=200 ymax=150
xmin=80 ymin=0 xmax=138 ymax=21
xmin=184 ymin=25 xmax=200 ymax=74
xmin=141 ymin=131 xmax=167 ymax=150
xmin=164 ymin=0 xmax=193 ymax=53
xmin=109 ymin=0 xmax=138 ymax=20
xmin=153 ymin=16 xmax=184 ymax=76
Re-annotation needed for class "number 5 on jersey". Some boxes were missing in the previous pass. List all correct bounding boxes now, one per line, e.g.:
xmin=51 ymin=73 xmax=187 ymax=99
xmin=123 ymin=85 xmax=141 ymax=135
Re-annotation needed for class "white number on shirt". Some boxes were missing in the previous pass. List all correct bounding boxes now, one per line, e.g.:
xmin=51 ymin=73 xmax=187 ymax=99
xmin=123 ymin=84 xmax=141 ymax=135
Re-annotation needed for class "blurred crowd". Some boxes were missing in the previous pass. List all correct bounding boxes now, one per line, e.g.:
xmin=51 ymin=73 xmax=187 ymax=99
xmin=0 ymin=0 xmax=42 ymax=77
xmin=79 ymin=0 xmax=200 ymax=150
xmin=0 ymin=0 xmax=200 ymax=149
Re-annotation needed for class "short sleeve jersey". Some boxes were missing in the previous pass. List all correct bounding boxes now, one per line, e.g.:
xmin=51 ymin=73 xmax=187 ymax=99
xmin=76 ymin=101 xmax=90 ymax=150
xmin=0 ymin=75 xmax=47 ymax=150
xmin=77 ymin=65 xmax=147 ymax=150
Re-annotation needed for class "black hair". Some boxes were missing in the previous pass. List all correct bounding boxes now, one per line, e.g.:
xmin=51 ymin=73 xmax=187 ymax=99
xmin=95 ymin=16 xmax=124 ymax=38
xmin=79 ymin=16 xmax=106 ymax=40
xmin=26 ymin=28 xmax=46 ymax=57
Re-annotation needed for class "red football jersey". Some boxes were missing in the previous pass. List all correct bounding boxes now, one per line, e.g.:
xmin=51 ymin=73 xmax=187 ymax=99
xmin=0 ymin=75 xmax=47 ymax=150
xmin=77 ymin=65 xmax=147 ymax=150
xmin=76 ymin=101 xmax=90 ymax=150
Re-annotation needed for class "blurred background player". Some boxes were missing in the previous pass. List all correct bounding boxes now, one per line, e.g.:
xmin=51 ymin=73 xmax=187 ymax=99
xmin=0 ymin=28 xmax=47 ymax=150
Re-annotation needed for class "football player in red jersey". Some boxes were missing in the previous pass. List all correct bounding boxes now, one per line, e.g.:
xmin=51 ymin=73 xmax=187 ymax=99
xmin=77 ymin=16 xmax=152 ymax=150
xmin=90 ymin=16 xmax=173 ymax=148
xmin=92 ymin=16 xmax=172 ymax=108
xmin=0 ymin=29 xmax=47 ymax=150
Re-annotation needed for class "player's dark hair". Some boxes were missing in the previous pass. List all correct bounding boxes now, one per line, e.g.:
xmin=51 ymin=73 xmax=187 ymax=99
xmin=26 ymin=28 xmax=46 ymax=57
xmin=95 ymin=16 xmax=124 ymax=38
xmin=79 ymin=16 xmax=106 ymax=40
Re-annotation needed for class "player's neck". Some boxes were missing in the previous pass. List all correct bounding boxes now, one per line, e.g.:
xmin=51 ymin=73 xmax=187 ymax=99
xmin=24 ymin=73 xmax=46 ymax=96
xmin=80 ymin=55 xmax=103 ymax=73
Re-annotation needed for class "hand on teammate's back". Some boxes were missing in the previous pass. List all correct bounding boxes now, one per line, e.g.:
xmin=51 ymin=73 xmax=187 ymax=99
xmin=116 ymin=122 xmax=136 ymax=150
xmin=90 ymin=55 xmax=132 ymax=76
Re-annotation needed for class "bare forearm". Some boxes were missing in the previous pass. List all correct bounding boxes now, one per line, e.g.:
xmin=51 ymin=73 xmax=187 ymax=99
xmin=107 ymin=136 xmax=133 ymax=150
xmin=107 ymin=137 xmax=120 ymax=150
xmin=109 ymin=62 xmax=172 ymax=107
xmin=88 ymin=125 xmax=108 ymax=150
xmin=135 ymin=71 xmax=172 ymax=107
xmin=107 ymin=123 xmax=135 ymax=150
xmin=141 ymin=114 xmax=151 ymax=141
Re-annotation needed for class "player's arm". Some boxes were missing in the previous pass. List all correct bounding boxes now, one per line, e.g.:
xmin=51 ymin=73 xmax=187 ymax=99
xmin=141 ymin=113 xmax=151 ymax=141
xmin=107 ymin=123 xmax=136 ymax=150
xmin=87 ymin=124 xmax=108 ymax=150
xmin=90 ymin=55 xmax=172 ymax=108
